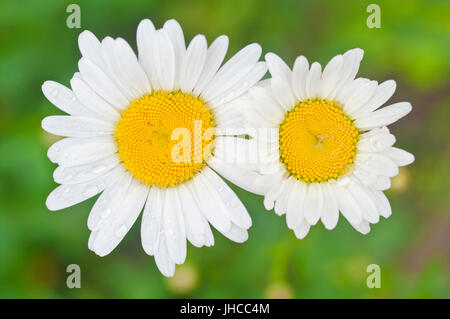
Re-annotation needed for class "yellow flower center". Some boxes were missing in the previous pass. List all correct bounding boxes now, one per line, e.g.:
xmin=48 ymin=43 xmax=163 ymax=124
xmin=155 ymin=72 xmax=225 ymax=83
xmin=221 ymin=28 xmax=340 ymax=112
xmin=114 ymin=90 xmax=215 ymax=188
xmin=279 ymin=98 xmax=359 ymax=183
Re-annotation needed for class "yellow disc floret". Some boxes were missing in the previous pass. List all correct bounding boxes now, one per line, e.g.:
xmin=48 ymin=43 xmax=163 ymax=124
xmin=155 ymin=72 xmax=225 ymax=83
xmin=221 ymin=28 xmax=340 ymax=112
xmin=114 ymin=90 xmax=215 ymax=188
xmin=279 ymin=98 xmax=359 ymax=183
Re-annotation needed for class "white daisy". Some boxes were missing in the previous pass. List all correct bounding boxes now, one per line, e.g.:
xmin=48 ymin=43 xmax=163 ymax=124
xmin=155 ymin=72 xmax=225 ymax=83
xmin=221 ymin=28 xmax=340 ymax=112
xmin=230 ymin=48 xmax=414 ymax=238
xmin=41 ymin=19 xmax=267 ymax=276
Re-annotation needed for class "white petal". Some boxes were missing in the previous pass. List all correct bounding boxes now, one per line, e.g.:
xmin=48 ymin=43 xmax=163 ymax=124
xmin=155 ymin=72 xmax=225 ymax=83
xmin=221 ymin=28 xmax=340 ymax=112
xmin=154 ymin=233 xmax=176 ymax=277
xmin=291 ymin=55 xmax=309 ymax=101
xmin=88 ymin=173 xmax=133 ymax=231
xmin=189 ymin=171 xmax=231 ymax=233
xmin=353 ymin=163 xmax=378 ymax=187
xmin=202 ymin=167 xmax=252 ymax=229
xmin=42 ymin=115 xmax=114 ymax=137
xmin=351 ymin=220 xmax=371 ymax=234
xmin=294 ymin=221 xmax=311 ymax=239
xmin=46 ymin=166 xmax=124 ymax=211
xmin=356 ymin=153 xmax=399 ymax=177
xmin=207 ymin=161 xmax=274 ymax=196
xmin=141 ymin=187 xmax=164 ymax=256
xmin=305 ymin=62 xmax=322 ymax=99
xmin=286 ymin=181 xmax=307 ymax=230
xmin=265 ymin=52 xmax=292 ymax=83
xmin=303 ymin=183 xmax=324 ymax=225
xmin=100 ymin=37 xmax=137 ymax=102
xmin=274 ymin=177 xmax=295 ymax=217
xmin=379 ymin=147 xmax=415 ymax=166
xmin=54 ymin=155 xmax=119 ymax=185
xmin=347 ymin=180 xmax=379 ymax=224
xmin=222 ymin=224 xmax=248 ymax=243
xmin=335 ymin=78 xmax=370 ymax=106
xmin=42 ymin=81 xmax=90 ymax=116
xmin=334 ymin=183 xmax=363 ymax=225
xmin=352 ymin=80 xmax=396 ymax=118
xmin=136 ymin=19 xmax=158 ymax=89
xmin=214 ymin=102 xmax=247 ymax=128
xmin=70 ymin=77 xmax=120 ymax=121
xmin=201 ymin=43 xmax=261 ymax=101
xmin=78 ymin=58 xmax=129 ymax=109
xmin=178 ymin=34 xmax=207 ymax=93
xmin=78 ymin=30 xmax=104 ymax=68
xmin=248 ymin=86 xmax=284 ymax=122
xmin=151 ymin=29 xmax=176 ymax=91
xmin=163 ymin=19 xmax=186 ymax=89
xmin=163 ymin=188 xmax=187 ymax=264
xmin=89 ymin=179 xmax=148 ymax=257
xmin=177 ymin=183 xmax=209 ymax=248
xmin=193 ymin=35 xmax=229 ymax=95
xmin=47 ymin=136 xmax=116 ymax=167
xmin=343 ymin=80 xmax=378 ymax=116
xmin=355 ymin=102 xmax=412 ymax=130
xmin=357 ymin=127 xmax=396 ymax=152
xmin=271 ymin=76 xmax=297 ymax=110
xmin=263 ymin=176 xmax=289 ymax=211
xmin=327 ymin=48 xmax=364 ymax=100
xmin=367 ymin=189 xmax=392 ymax=218
xmin=209 ymin=61 xmax=267 ymax=108
xmin=320 ymin=183 xmax=339 ymax=230
xmin=319 ymin=54 xmax=343 ymax=98
xmin=112 ymin=38 xmax=151 ymax=97
xmin=372 ymin=175 xmax=391 ymax=191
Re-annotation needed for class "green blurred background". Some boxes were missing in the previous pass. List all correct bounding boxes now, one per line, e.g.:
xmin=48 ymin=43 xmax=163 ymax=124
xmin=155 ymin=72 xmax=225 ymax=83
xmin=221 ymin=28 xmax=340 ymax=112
xmin=0 ymin=0 xmax=449 ymax=298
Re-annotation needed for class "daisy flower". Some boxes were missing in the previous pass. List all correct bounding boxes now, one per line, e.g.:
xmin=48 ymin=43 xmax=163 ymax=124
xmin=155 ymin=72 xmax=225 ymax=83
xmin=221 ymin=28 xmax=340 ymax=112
xmin=41 ymin=19 xmax=266 ymax=276
xmin=232 ymin=48 xmax=414 ymax=239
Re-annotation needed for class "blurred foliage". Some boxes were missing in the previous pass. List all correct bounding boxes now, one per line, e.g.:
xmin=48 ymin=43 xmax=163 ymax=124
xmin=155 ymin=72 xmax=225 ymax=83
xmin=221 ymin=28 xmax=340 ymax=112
xmin=0 ymin=0 xmax=449 ymax=298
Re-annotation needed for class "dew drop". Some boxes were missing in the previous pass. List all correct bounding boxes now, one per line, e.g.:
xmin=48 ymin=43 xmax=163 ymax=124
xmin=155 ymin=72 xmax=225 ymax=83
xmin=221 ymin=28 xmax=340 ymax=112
xmin=372 ymin=139 xmax=382 ymax=149
xmin=51 ymin=88 xmax=59 ymax=97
